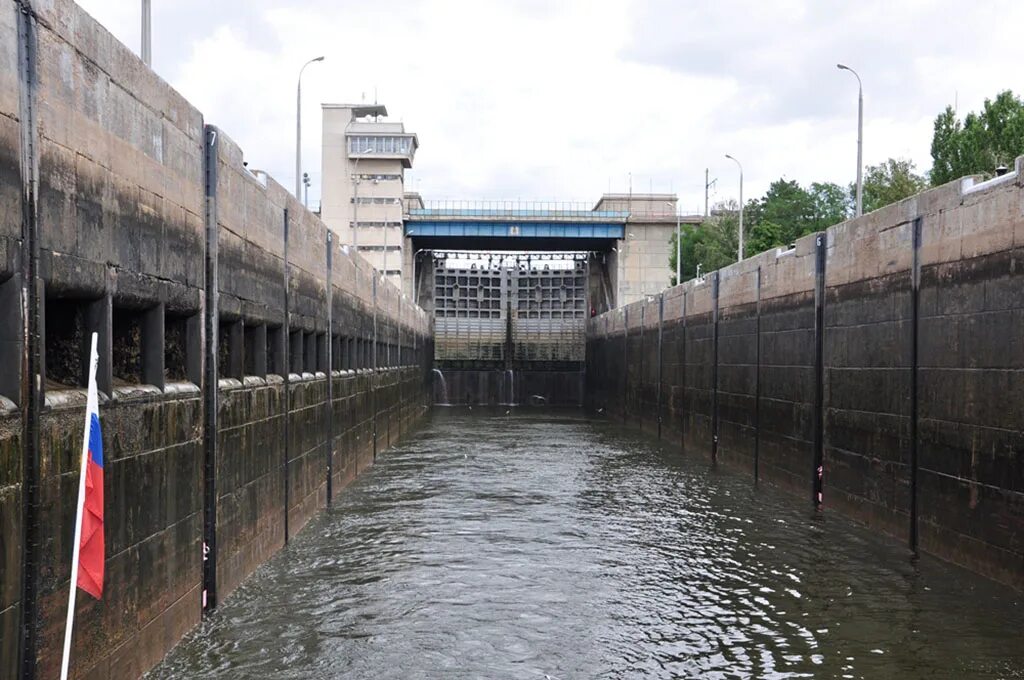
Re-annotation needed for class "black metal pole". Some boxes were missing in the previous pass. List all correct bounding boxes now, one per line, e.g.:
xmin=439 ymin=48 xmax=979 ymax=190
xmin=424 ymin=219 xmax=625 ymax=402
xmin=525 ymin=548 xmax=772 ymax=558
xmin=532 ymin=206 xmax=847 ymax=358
xmin=812 ymin=233 xmax=827 ymax=507
xmin=754 ymin=266 xmax=762 ymax=483
xmin=711 ymin=272 xmax=720 ymax=463
xmin=16 ymin=6 xmax=40 ymax=676
xmin=201 ymin=125 xmax=220 ymax=610
xmin=910 ymin=217 xmax=922 ymax=552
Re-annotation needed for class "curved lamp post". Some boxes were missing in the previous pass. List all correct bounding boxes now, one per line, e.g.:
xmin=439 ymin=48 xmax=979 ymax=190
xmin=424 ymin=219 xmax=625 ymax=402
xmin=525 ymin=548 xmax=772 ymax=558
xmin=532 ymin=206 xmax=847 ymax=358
xmin=837 ymin=63 xmax=863 ymax=217
xmin=295 ymin=56 xmax=325 ymax=198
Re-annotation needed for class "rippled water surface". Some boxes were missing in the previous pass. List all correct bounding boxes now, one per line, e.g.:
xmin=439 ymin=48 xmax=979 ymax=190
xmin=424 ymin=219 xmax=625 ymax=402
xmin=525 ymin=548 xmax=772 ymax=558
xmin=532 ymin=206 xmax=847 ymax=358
xmin=150 ymin=409 xmax=1023 ymax=679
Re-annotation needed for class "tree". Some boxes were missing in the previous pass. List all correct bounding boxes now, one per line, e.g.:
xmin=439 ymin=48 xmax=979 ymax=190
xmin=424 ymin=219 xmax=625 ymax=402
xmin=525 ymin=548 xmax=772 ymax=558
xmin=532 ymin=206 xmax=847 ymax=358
xmin=667 ymin=200 xmax=742 ymax=284
xmin=744 ymin=179 xmax=849 ymax=256
xmin=860 ymin=158 xmax=928 ymax=213
xmin=668 ymin=224 xmax=702 ymax=285
xmin=694 ymin=204 xmax=741 ymax=275
xmin=809 ymin=181 xmax=852 ymax=230
xmin=930 ymin=90 xmax=1024 ymax=185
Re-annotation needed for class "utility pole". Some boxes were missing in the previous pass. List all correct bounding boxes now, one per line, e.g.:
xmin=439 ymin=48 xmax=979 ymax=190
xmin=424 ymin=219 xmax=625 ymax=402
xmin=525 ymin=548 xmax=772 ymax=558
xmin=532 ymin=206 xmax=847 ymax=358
xmin=704 ymin=168 xmax=717 ymax=218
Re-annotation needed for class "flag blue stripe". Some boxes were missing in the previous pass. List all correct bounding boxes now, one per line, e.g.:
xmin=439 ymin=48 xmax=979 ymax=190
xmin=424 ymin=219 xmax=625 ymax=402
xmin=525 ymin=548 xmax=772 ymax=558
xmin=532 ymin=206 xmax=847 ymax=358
xmin=88 ymin=412 xmax=103 ymax=468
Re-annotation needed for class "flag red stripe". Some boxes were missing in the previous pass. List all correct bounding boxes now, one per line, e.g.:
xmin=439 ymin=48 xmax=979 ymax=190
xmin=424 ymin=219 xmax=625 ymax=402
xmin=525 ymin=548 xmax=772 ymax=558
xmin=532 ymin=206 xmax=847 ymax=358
xmin=77 ymin=457 xmax=104 ymax=599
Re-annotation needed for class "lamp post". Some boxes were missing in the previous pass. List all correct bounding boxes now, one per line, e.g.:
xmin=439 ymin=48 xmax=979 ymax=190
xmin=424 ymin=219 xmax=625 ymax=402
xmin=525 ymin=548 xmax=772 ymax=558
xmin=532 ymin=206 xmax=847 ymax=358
xmin=725 ymin=154 xmax=744 ymax=261
xmin=141 ymin=0 xmax=151 ymax=66
xmin=295 ymin=56 xmax=324 ymax=198
xmin=837 ymin=63 xmax=863 ymax=217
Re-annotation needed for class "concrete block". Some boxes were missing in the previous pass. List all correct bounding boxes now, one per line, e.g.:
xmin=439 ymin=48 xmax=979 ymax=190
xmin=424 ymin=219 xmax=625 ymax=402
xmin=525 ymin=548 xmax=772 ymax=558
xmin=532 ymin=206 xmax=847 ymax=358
xmin=960 ymin=184 xmax=1017 ymax=259
xmin=921 ymin=208 xmax=962 ymax=267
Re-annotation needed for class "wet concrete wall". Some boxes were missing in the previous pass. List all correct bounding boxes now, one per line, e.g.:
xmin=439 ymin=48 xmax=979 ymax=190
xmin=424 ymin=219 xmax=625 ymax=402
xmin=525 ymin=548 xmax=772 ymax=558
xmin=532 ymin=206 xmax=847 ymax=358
xmin=0 ymin=2 xmax=433 ymax=678
xmin=587 ymin=162 xmax=1024 ymax=590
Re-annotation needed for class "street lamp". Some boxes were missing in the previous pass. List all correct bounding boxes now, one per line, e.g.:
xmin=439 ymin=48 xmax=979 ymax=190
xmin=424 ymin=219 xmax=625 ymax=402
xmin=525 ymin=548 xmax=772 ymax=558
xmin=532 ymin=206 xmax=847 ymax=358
xmin=295 ymin=56 xmax=324 ymax=198
xmin=837 ymin=63 xmax=863 ymax=217
xmin=141 ymin=0 xmax=152 ymax=66
xmin=725 ymin=154 xmax=744 ymax=261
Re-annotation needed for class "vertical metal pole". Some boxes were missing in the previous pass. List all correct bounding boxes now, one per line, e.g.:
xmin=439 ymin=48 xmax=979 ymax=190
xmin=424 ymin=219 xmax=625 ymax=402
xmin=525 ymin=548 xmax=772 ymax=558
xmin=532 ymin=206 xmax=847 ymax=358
xmin=16 ymin=7 xmax=40 ymax=676
xmin=812 ymin=233 xmax=827 ymax=507
xmin=754 ymin=266 xmax=762 ymax=483
xmin=201 ymin=126 xmax=219 ymax=611
xmin=282 ymin=209 xmax=291 ymax=540
xmin=295 ymin=77 xmax=302 ymax=198
xmin=910 ymin=217 xmax=922 ymax=552
xmin=711 ymin=273 xmax=720 ymax=463
xmin=141 ymin=0 xmax=151 ymax=66
xmin=856 ymin=85 xmax=864 ymax=217
xmin=622 ymin=307 xmax=628 ymax=425
xmin=656 ymin=293 xmax=664 ymax=439
xmin=372 ymin=275 xmax=378 ymax=459
xmin=704 ymin=168 xmax=709 ymax=218
xmin=681 ymin=290 xmax=687 ymax=453
xmin=325 ymin=232 xmax=333 ymax=504
xmin=738 ymin=171 xmax=744 ymax=261
xmin=638 ymin=304 xmax=644 ymax=430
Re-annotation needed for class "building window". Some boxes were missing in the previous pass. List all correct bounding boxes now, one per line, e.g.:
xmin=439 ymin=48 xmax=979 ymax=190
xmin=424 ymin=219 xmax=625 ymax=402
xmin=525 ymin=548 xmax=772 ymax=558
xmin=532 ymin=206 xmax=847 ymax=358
xmin=351 ymin=173 xmax=402 ymax=182
xmin=349 ymin=220 xmax=403 ymax=228
xmin=350 ymin=196 xmax=400 ymax=205
xmin=347 ymin=135 xmax=414 ymax=155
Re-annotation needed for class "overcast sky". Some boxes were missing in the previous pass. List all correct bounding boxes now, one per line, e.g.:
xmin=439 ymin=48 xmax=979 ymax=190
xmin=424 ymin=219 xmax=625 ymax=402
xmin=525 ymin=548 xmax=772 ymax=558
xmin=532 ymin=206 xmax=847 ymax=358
xmin=77 ymin=0 xmax=1023 ymax=214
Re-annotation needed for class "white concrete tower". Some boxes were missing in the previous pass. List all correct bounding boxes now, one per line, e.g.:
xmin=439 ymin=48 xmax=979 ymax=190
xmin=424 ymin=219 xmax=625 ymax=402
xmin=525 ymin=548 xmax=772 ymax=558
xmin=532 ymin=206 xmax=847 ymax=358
xmin=321 ymin=104 xmax=418 ymax=290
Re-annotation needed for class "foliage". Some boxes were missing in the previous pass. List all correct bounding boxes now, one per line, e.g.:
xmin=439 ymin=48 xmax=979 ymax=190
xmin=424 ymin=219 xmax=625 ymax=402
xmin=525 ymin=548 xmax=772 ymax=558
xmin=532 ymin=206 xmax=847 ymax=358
xmin=745 ymin=179 xmax=849 ymax=256
xmin=668 ymin=200 xmax=741 ymax=284
xmin=930 ymin=90 xmax=1024 ymax=185
xmin=859 ymin=158 xmax=928 ymax=213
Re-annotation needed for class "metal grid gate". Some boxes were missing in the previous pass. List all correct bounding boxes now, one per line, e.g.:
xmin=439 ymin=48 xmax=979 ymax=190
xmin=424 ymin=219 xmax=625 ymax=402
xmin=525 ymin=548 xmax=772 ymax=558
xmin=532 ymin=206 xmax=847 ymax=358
xmin=433 ymin=253 xmax=587 ymax=365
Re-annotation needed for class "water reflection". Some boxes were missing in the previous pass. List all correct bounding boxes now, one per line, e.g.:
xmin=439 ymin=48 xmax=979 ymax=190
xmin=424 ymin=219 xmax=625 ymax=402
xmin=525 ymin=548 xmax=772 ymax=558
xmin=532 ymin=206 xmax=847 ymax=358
xmin=149 ymin=409 xmax=1023 ymax=679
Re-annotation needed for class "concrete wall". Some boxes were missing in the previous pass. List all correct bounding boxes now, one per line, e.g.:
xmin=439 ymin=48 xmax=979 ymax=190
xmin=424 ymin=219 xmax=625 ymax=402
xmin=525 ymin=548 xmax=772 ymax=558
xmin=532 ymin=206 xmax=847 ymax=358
xmin=587 ymin=161 xmax=1024 ymax=590
xmin=0 ymin=2 xmax=433 ymax=678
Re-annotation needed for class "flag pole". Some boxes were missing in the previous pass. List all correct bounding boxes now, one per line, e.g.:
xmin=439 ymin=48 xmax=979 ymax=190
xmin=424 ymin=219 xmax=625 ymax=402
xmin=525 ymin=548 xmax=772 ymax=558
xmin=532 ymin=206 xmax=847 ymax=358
xmin=60 ymin=332 xmax=99 ymax=680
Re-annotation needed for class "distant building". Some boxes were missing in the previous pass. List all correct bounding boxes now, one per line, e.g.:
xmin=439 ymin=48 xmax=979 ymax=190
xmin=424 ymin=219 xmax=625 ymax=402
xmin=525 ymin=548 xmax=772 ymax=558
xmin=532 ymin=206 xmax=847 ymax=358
xmin=592 ymin=193 xmax=686 ymax=304
xmin=320 ymin=104 xmax=418 ymax=290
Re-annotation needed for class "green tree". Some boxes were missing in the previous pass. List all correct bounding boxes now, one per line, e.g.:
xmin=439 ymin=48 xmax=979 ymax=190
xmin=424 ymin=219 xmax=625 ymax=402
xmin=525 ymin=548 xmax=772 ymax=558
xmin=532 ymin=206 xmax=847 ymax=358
xmin=744 ymin=179 xmax=849 ymax=256
xmin=667 ymin=200 xmax=742 ymax=284
xmin=668 ymin=224 xmax=702 ymax=285
xmin=930 ymin=90 xmax=1024 ymax=185
xmin=859 ymin=158 xmax=928 ymax=213
xmin=809 ymin=181 xmax=851 ymax=229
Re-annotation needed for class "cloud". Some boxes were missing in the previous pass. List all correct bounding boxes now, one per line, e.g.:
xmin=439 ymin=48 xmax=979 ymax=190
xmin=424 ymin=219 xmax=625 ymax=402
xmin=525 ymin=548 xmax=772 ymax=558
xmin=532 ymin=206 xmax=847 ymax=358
xmin=75 ymin=0 xmax=1024 ymax=216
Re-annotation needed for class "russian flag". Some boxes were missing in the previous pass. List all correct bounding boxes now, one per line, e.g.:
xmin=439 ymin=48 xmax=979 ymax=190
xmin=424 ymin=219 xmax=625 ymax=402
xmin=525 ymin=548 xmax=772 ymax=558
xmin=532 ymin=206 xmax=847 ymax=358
xmin=77 ymin=372 xmax=104 ymax=599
